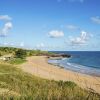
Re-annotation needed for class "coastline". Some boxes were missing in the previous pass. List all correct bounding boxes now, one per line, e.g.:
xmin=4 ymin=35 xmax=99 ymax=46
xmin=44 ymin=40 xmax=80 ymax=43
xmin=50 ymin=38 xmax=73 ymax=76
xmin=48 ymin=58 xmax=100 ymax=77
xmin=20 ymin=56 xmax=100 ymax=94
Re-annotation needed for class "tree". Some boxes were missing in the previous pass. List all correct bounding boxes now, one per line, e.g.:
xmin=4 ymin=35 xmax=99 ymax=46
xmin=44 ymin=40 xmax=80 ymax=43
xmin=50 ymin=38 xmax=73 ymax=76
xmin=15 ymin=49 xmax=27 ymax=59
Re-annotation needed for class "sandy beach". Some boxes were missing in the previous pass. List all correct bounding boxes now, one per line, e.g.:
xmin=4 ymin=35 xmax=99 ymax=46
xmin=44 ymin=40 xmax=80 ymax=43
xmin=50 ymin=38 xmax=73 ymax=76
xmin=20 ymin=56 xmax=100 ymax=94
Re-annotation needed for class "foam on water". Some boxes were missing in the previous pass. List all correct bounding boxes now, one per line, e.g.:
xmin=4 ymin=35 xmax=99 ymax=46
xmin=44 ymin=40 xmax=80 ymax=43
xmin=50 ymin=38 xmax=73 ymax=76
xmin=48 ymin=51 xmax=100 ymax=77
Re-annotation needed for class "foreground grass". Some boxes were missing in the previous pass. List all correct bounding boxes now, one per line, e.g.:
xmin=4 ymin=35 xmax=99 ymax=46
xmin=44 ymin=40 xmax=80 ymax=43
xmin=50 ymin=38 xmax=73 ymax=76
xmin=0 ymin=64 xmax=100 ymax=100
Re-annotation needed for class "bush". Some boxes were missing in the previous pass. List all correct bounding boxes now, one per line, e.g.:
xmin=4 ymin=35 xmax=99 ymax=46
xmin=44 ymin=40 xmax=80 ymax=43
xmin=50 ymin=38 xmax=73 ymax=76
xmin=15 ymin=49 xmax=27 ymax=59
xmin=58 ymin=80 xmax=77 ymax=89
xmin=9 ymin=58 xmax=26 ymax=64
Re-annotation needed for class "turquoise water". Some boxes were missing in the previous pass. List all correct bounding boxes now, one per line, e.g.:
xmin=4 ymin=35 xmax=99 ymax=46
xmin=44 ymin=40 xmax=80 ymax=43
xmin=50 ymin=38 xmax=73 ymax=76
xmin=48 ymin=51 xmax=100 ymax=77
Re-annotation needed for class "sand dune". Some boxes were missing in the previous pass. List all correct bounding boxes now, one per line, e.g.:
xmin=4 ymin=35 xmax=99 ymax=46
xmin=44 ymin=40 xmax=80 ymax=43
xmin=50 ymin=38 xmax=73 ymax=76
xmin=20 ymin=56 xmax=100 ymax=94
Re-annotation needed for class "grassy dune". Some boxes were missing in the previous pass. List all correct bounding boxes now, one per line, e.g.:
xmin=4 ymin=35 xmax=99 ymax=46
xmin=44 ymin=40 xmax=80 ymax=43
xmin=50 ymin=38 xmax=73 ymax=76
xmin=0 ymin=64 xmax=100 ymax=100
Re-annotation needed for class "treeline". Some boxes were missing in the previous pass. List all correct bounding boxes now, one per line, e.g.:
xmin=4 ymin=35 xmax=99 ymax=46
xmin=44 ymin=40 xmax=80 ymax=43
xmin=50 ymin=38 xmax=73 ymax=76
xmin=0 ymin=47 xmax=17 ymax=56
xmin=0 ymin=47 xmax=54 ymax=57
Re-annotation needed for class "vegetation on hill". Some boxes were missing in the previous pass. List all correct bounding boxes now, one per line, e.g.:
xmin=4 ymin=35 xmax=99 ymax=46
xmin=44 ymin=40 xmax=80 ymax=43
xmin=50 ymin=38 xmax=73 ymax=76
xmin=15 ymin=49 xmax=27 ymax=59
xmin=9 ymin=58 xmax=26 ymax=65
xmin=0 ymin=47 xmax=100 ymax=99
xmin=0 ymin=64 xmax=100 ymax=100
xmin=0 ymin=47 xmax=54 ymax=57
xmin=0 ymin=47 xmax=54 ymax=65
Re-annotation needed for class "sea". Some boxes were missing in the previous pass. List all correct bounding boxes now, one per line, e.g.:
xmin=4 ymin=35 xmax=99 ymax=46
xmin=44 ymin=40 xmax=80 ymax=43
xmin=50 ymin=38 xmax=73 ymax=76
xmin=48 ymin=51 xmax=100 ymax=77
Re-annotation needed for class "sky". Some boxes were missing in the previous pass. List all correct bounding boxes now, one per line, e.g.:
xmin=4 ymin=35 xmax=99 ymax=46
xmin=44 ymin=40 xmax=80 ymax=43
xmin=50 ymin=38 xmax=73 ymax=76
xmin=0 ymin=0 xmax=100 ymax=51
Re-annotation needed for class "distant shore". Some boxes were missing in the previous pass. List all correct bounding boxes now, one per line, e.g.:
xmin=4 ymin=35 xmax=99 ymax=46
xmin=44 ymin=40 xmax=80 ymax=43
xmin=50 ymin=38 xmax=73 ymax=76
xmin=20 ymin=56 xmax=100 ymax=94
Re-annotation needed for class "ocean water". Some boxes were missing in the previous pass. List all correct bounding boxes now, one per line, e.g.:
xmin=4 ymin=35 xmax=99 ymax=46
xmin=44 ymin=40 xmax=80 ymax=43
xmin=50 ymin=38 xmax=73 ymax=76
xmin=48 ymin=51 xmax=100 ymax=77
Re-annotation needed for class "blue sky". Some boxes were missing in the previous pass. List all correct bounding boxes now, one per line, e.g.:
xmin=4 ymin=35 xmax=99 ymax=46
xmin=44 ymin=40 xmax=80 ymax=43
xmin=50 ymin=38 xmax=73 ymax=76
xmin=0 ymin=0 xmax=100 ymax=51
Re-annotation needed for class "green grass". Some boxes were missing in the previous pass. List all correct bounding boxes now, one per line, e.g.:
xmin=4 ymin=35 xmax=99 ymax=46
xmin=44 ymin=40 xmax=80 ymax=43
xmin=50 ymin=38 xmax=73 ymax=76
xmin=9 ymin=58 xmax=26 ymax=65
xmin=0 ymin=64 xmax=100 ymax=100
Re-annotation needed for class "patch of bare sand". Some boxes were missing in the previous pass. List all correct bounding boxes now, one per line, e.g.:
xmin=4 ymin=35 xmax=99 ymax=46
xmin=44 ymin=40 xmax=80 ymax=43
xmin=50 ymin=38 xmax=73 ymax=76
xmin=20 ymin=56 xmax=100 ymax=94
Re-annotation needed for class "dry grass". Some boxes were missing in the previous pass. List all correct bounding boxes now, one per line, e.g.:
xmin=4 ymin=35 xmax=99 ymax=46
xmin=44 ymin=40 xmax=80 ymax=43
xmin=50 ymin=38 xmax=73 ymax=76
xmin=0 ymin=64 xmax=100 ymax=100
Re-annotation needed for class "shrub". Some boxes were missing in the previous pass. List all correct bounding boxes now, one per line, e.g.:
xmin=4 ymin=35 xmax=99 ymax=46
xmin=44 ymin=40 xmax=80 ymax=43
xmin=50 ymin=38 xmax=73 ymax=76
xmin=58 ymin=80 xmax=77 ymax=89
xmin=15 ymin=49 xmax=27 ymax=59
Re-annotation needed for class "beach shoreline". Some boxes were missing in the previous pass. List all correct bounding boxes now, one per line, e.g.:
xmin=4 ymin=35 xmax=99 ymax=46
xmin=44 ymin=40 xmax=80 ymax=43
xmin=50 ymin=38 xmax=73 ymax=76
xmin=48 ymin=58 xmax=100 ymax=77
xmin=20 ymin=56 xmax=100 ymax=94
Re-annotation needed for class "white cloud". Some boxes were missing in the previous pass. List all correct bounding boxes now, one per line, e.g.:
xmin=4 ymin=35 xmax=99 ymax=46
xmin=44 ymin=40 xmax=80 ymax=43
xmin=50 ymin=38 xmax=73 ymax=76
xmin=36 ymin=43 xmax=45 ymax=48
xmin=49 ymin=30 xmax=64 ymax=38
xmin=0 ymin=15 xmax=12 ymax=21
xmin=2 ymin=42 xmax=14 ymax=47
xmin=91 ymin=16 xmax=100 ymax=24
xmin=10 ymin=43 xmax=14 ymax=46
xmin=36 ymin=43 xmax=66 ymax=51
xmin=0 ymin=15 xmax=13 ymax=37
xmin=2 ymin=22 xmax=12 ymax=35
xmin=0 ymin=22 xmax=13 ymax=37
xmin=66 ymin=25 xmax=79 ymax=30
xmin=69 ymin=31 xmax=91 ymax=45
xmin=20 ymin=42 xmax=24 ymax=47
xmin=3 ymin=42 xmax=8 ymax=46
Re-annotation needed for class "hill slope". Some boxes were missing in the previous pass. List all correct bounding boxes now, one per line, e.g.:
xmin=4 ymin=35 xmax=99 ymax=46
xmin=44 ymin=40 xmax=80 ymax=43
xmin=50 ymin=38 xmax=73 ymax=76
xmin=0 ymin=64 xmax=100 ymax=100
